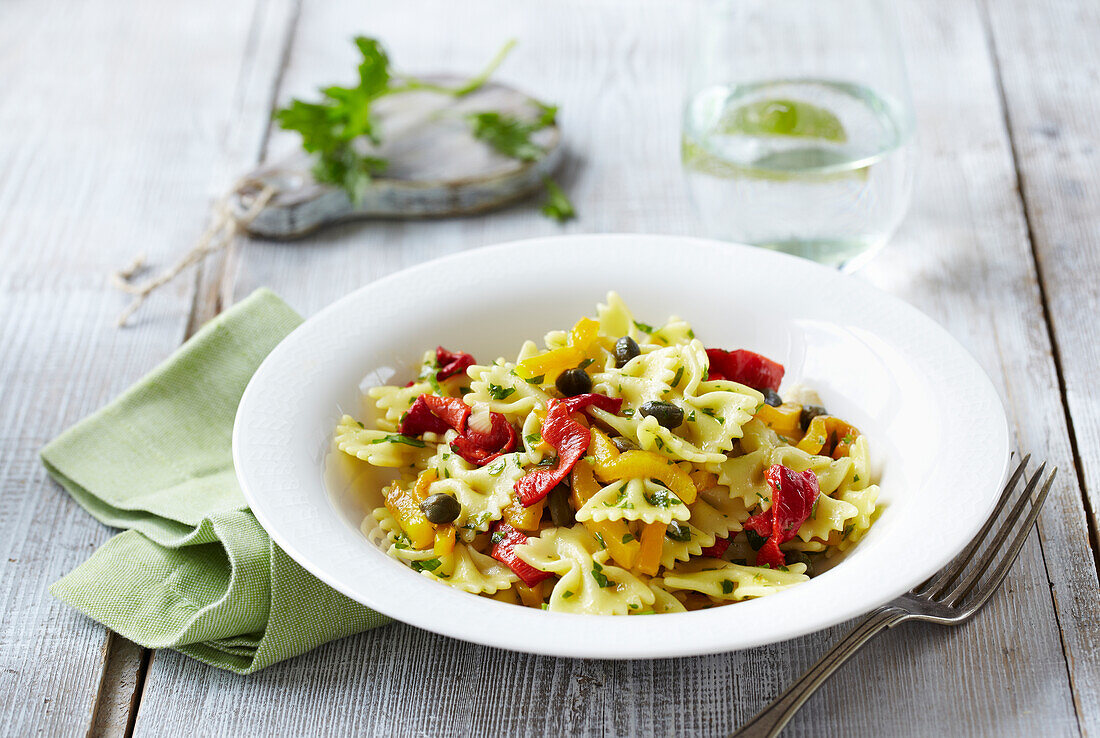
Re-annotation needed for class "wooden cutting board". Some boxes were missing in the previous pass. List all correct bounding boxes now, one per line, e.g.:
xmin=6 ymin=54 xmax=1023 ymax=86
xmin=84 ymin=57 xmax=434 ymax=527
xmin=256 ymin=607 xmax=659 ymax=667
xmin=230 ymin=77 xmax=562 ymax=238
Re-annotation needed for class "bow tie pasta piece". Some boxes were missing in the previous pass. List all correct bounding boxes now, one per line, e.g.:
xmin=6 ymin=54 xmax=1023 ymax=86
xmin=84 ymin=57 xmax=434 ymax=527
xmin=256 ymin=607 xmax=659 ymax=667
xmin=688 ymin=495 xmax=745 ymax=541
xmin=335 ymin=415 xmax=434 ymax=468
xmin=514 ymin=525 xmax=656 ymax=615
xmin=659 ymin=520 xmax=717 ymax=569
xmin=796 ymin=493 xmax=860 ymax=544
xmin=647 ymin=578 xmax=689 ymax=613
xmin=662 ymin=558 xmax=810 ymax=602
xmin=426 ymin=446 xmax=526 ymax=534
xmin=443 ymin=544 xmax=518 ymax=594
xmin=368 ymin=380 xmax=439 ymax=432
xmin=367 ymin=506 xmax=516 ymax=593
xmin=575 ymin=478 xmax=691 ymax=525
xmin=596 ymin=291 xmax=641 ymax=342
xmin=595 ymin=411 xmax=724 ymax=464
xmin=465 ymin=360 xmax=552 ymax=418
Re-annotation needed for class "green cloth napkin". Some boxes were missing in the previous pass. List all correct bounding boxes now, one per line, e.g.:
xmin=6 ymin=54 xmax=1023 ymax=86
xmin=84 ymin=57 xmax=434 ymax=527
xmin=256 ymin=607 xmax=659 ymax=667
xmin=43 ymin=289 xmax=390 ymax=673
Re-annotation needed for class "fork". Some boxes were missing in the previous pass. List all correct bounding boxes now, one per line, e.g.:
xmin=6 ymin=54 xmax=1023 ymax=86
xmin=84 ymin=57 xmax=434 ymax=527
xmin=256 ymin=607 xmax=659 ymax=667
xmin=732 ymin=456 xmax=1057 ymax=738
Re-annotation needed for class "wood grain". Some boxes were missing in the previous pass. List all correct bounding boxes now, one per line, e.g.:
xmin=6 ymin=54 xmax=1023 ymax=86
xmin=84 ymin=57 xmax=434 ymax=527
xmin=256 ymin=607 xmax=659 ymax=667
xmin=981 ymin=2 xmax=1100 ymax=731
xmin=128 ymin=1 xmax=1088 ymax=736
xmin=0 ymin=0 xmax=295 ymax=734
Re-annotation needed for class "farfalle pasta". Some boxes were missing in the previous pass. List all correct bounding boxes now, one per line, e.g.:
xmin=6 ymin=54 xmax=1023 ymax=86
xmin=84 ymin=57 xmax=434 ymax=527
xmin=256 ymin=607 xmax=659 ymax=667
xmin=333 ymin=293 xmax=881 ymax=614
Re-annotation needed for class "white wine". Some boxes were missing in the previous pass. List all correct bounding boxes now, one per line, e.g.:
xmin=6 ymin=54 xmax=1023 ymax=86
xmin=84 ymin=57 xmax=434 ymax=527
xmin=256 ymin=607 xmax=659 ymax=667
xmin=683 ymin=80 xmax=915 ymax=268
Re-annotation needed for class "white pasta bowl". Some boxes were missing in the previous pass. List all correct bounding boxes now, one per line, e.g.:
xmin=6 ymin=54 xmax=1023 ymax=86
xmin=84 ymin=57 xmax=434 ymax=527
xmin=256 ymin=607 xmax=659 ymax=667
xmin=233 ymin=234 xmax=1009 ymax=658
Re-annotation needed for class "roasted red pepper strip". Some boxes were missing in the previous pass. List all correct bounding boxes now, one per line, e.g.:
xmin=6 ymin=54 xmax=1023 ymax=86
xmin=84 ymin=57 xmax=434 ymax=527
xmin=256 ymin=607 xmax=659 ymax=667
xmin=399 ymin=394 xmax=470 ymax=437
xmin=491 ymin=521 xmax=552 ymax=587
xmin=559 ymin=393 xmax=624 ymax=416
xmin=435 ymin=346 xmax=476 ymax=381
xmin=705 ymin=349 xmax=785 ymax=392
xmin=451 ymin=412 xmax=517 ymax=466
xmin=514 ymin=399 xmax=591 ymax=506
xmin=744 ymin=464 xmax=820 ymax=569
xmin=700 ymin=536 xmax=731 ymax=559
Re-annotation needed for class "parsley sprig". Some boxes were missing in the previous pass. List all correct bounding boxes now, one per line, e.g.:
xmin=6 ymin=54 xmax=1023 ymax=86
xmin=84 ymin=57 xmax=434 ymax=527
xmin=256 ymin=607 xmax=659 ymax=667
xmin=276 ymin=36 xmax=575 ymax=222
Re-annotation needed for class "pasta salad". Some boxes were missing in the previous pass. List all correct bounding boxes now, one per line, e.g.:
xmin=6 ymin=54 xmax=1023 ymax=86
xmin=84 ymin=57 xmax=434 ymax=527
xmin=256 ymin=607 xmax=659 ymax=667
xmin=334 ymin=293 xmax=880 ymax=615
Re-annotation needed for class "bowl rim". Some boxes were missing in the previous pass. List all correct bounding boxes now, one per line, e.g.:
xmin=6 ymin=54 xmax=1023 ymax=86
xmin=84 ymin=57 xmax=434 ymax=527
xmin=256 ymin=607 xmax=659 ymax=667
xmin=233 ymin=233 xmax=1010 ymax=658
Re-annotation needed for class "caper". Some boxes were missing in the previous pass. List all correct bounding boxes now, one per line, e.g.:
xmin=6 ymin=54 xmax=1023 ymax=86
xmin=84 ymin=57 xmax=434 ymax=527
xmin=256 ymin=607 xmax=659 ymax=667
xmin=800 ymin=404 xmax=828 ymax=430
xmin=419 ymin=493 xmax=461 ymax=524
xmin=555 ymin=367 xmax=592 ymax=397
xmin=638 ymin=400 xmax=684 ymax=429
xmin=785 ymin=550 xmax=812 ymax=568
xmin=665 ymin=520 xmax=692 ymax=542
xmin=614 ymin=336 xmax=640 ymax=367
xmin=547 ymin=484 xmax=575 ymax=528
xmin=611 ymin=436 xmax=638 ymax=453
xmin=762 ymin=388 xmax=782 ymax=407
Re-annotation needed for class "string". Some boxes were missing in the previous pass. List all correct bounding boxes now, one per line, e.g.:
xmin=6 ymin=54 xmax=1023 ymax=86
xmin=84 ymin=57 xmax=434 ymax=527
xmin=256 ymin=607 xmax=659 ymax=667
xmin=110 ymin=178 xmax=278 ymax=327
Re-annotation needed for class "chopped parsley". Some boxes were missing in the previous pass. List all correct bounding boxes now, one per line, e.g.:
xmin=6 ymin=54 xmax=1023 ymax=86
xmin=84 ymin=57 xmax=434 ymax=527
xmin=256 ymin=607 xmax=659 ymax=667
xmin=843 ymin=524 xmax=854 ymax=538
xmin=621 ymin=533 xmax=636 ymax=544
xmin=370 ymin=433 xmax=426 ymax=448
xmin=853 ymin=474 xmax=860 ymax=482
xmin=720 ymin=579 xmax=734 ymax=595
xmin=525 ymin=374 xmax=545 ymax=385
xmin=355 ymin=420 xmax=365 ymax=428
xmin=643 ymin=486 xmax=676 ymax=509
xmin=622 ymin=408 xmax=635 ymax=418
xmin=524 ymin=432 xmax=542 ymax=446
xmin=810 ymin=497 xmax=820 ymax=520
xmin=490 ymin=531 xmax=505 ymax=544
xmin=578 ymin=358 xmax=595 ymax=369
xmin=594 ymin=532 xmax=607 ymax=549
xmin=487 ymin=460 xmax=506 ymax=477
xmin=562 ymin=590 xmax=574 ymax=599
xmin=745 ymin=529 xmax=768 ymax=550
xmin=633 ymin=320 xmax=654 ymax=334
xmin=590 ymin=561 xmax=613 ymax=588
xmin=687 ymin=410 xmax=696 ymax=423
xmin=671 ymin=366 xmax=684 ymax=388
xmin=700 ymin=407 xmax=725 ymax=423
xmin=488 ymin=383 xmax=516 ymax=401
xmin=687 ymin=329 xmax=695 ymax=339
xmin=411 ymin=558 xmax=442 ymax=573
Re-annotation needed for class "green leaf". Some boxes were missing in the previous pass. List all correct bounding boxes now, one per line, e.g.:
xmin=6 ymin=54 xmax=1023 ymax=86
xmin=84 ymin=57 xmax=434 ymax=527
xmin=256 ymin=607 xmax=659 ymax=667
xmin=671 ymin=366 xmax=684 ymax=388
xmin=468 ymin=110 xmax=548 ymax=161
xmin=591 ymin=561 xmax=613 ymax=588
xmin=488 ymin=383 xmax=516 ymax=400
xmin=540 ymin=176 xmax=575 ymax=223
xmin=720 ymin=579 xmax=734 ymax=595
xmin=411 ymin=558 xmax=442 ymax=572
xmin=370 ymin=433 xmax=426 ymax=448
xmin=633 ymin=320 xmax=655 ymax=334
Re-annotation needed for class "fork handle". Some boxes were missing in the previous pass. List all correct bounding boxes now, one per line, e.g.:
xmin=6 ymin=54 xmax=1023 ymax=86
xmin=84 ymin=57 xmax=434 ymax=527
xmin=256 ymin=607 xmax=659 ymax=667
xmin=731 ymin=606 xmax=907 ymax=737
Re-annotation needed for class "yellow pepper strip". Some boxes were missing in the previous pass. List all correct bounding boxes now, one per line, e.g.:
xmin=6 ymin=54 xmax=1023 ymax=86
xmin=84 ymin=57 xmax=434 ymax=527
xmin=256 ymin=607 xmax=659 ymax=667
xmin=755 ymin=402 xmax=803 ymax=437
xmin=502 ymin=494 xmax=545 ymax=532
xmin=433 ymin=525 xmax=456 ymax=557
xmin=635 ymin=522 xmax=666 ymax=576
xmin=688 ymin=470 xmax=718 ymax=494
xmin=514 ymin=317 xmax=601 ymax=380
xmin=570 ymin=459 xmax=639 ymax=569
xmin=516 ymin=580 xmax=546 ymax=609
xmin=384 ymin=478 xmax=435 ymax=550
xmin=797 ymin=416 xmax=861 ymax=459
xmin=589 ymin=427 xmax=620 ymax=466
xmin=595 ymin=449 xmax=697 ymax=505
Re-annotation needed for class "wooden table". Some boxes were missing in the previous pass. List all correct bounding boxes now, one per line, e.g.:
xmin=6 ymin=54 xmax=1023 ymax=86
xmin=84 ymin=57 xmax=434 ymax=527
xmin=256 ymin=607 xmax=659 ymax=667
xmin=2 ymin=1 xmax=1097 ymax=735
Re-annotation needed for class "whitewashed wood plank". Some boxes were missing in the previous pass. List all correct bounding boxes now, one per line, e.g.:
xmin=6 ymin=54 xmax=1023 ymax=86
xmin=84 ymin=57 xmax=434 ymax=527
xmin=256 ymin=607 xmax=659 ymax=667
xmin=0 ymin=0 xmax=297 ymax=734
xmin=980 ymin=2 xmax=1100 ymax=732
xmin=133 ymin=0 xmax=1086 ymax=736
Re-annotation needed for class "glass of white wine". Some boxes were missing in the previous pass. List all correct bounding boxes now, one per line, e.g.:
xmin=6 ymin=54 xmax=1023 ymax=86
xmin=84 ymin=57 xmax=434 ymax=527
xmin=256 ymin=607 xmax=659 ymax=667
xmin=682 ymin=0 xmax=916 ymax=269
